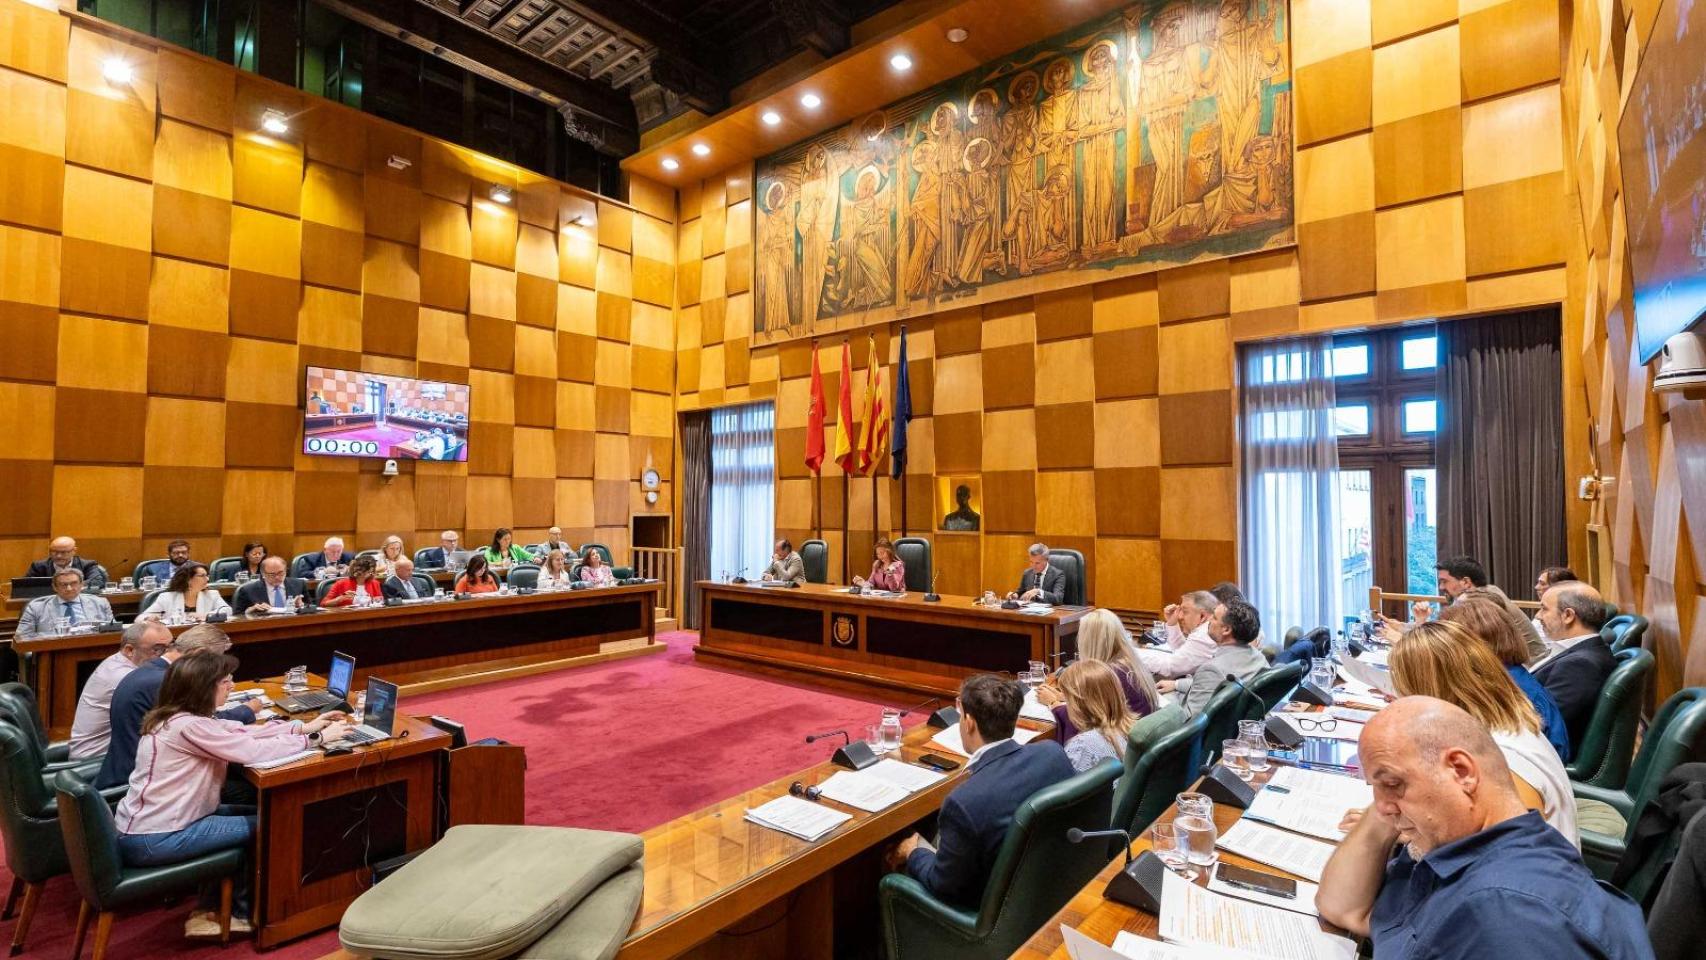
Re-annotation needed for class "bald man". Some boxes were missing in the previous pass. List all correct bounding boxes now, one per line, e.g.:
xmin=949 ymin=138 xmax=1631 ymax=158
xmin=1317 ymin=697 xmax=1650 ymax=960
xmin=1532 ymin=582 xmax=1617 ymax=746
xmin=25 ymin=536 xmax=106 ymax=591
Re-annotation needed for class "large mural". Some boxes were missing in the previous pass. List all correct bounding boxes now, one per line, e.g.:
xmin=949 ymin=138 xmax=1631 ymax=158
xmin=754 ymin=0 xmax=1293 ymax=341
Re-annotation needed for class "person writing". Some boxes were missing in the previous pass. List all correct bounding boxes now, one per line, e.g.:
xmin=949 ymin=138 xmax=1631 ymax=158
xmin=17 ymin=568 xmax=114 ymax=639
xmin=233 ymin=556 xmax=306 ymax=614
xmin=1316 ymin=697 xmax=1651 ymax=960
xmin=67 ymin=622 xmax=171 ymax=761
xmin=322 ymin=555 xmax=384 ymax=607
xmin=1037 ymin=608 xmax=1156 ymax=742
xmin=1158 ymin=599 xmax=1267 ymax=717
xmin=25 ymin=536 xmax=107 ymax=591
xmin=1440 ymin=598 xmax=1571 ymax=762
xmin=454 ymin=555 xmax=500 ymax=595
xmin=234 ymin=541 xmax=268 ymax=580
xmin=538 ymin=549 xmax=574 ymax=588
xmin=115 ymin=650 xmax=349 ymax=939
xmin=1007 ymin=543 xmax=1064 ymax=604
xmin=291 ymin=537 xmax=347 ymax=579
xmin=853 ymin=538 xmax=906 ymax=591
xmin=759 ymin=539 xmax=805 ymax=585
xmin=1054 ymin=660 xmax=1140 ymax=772
xmin=482 ymin=528 xmax=533 ymax=567
xmin=381 ymin=558 xmax=425 ymax=600
xmin=578 ymin=548 xmax=616 ymax=586
xmin=139 ymin=564 xmax=232 ymax=622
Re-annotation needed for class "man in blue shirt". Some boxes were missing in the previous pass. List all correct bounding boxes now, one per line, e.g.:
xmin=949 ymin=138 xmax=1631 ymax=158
xmin=1318 ymin=696 xmax=1652 ymax=959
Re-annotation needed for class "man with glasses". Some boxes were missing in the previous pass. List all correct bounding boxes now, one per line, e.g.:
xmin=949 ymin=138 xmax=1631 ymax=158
xmin=24 ymin=536 xmax=107 ymax=591
xmin=67 ymin=622 xmax=171 ymax=760
xmin=233 ymin=556 xmax=307 ymax=614
xmin=417 ymin=530 xmax=462 ymax=569
xmin=1138 ymin=589 xmax=1220 ymax=679
xmin=17 ymin=569 xmax=113 ymax=639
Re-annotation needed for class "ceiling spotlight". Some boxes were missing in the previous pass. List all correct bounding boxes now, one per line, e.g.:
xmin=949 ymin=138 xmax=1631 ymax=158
xmin=102 ymin=58 xmax=134 ymax=85
xmin=488 ymin=183 xmax=512 ymax=204
xmin=661 ymin=157 xmax=680 ymax=171
xmin=260 ymin=109 xmax=289 ymax=135
xmin=800 ymin=92 xmax=821 ymax=109
xmin=946 ymin=27 xmax=969 ymax=43
xmin=889 ymin=53 xmax=913 ymax=72
xmin=386 ymin=154 xmax=412 ymax=170
xmin=761 ymin=110 xmax=782 ymax=126
xmin=691 ymin=143 xmax=710 ymax=157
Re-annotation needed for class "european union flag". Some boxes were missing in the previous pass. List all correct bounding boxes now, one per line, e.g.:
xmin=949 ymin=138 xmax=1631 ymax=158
xmin=891 ymin=326 xmax=912 ymax=479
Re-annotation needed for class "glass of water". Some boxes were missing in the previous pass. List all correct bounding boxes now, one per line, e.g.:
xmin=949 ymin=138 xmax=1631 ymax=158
xmin=1175 ymin=792 xmax=1218 ymax=870
xmin=54 ymin=617 xmax=71 ymax=637
xmin=1222 ymin=739 xmax=1252 ymax=780
xmin=284 ymin=665 xmax=309 ymax=693
xmin=235 ymin=571 xmax=249 ymax=584
xmin=879 ymin=708 xmax=904 ymax=752
xmin=140 ymin=575 xmax=157 ymax=591
xmin=1238 ymin=719 xmax=1271 ymax=772
xmin=865 ymin=724 xmax=883 ymax=749
xmin=1149 ymin=822 xmax=1196 ymax=880
xmin=1311 ymin=657 xmax=1336 ymax=689
xmin=352 ymin=690 xmax=367 ymax=726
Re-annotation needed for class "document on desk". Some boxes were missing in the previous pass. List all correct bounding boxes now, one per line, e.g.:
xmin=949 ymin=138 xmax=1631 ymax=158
xmin=815 ymin=771 xmax=910 ymax=812
xmin=1326 ymin=706 xmax=1378 ymax=724
xmin=1266 ymin=765 xmax=1373 ymax=801
xmin=1021 ymin=690 xmax=1057 ymax=723
xmin=1158 ymin=871 xmax=1355 ymax=960
xmin=1061 ymin=923 xmax=1251 ymax=960
xmin=1214 ymin=820 xmax=1336 ymax=882
xmin=1336 ymin=656 xmax=1396 ymax=697
xmin=1243 ymin=788 xmax=1364 ymax=843
xmin=1206 ymin=871 xmax=1321 ymax=917
xmin=743 ymin=794 xmax=851 ymax=842
xmin=864 ymin=758 xmax=947 ymax=792
xmin=928 ymin=723 xmax=1042 ymax=758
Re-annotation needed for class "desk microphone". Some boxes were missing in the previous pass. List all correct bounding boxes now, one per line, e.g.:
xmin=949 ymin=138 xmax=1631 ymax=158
xmin=1068 ymin=827 xmax=1166 ymax=913
xmin=896 ymin=695 xmax=959 ymax=729
xmin=1066 ymin=827 xmax=1134 ymax=864
xmin=805 ymin=729 xmax=880 ymax=770
xmin=804 ymin=729 xmax=849 ymax=746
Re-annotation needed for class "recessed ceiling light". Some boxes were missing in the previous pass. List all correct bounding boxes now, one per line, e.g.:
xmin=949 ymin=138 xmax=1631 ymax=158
xmin=761 ymin=110 xmax=782 ymax=126
xmin=947 ymin=28 xmax=969 ymax=43
xmin=102 ymin=58 xmax=133 ymax=84
xmin=260 ymin=109 xmax=290 ymax=135
xmin=661 ymin=157 xmax=680 ymax=171
xmin=691 ymin=143 xmax=710 ymax=157
xmin=889 ymin=53 xmax=913 ymax=72
xmin=488 ymin=183 xmax=512 ymax=204
xmin=800 ymin=92 xmax=821 ymax=109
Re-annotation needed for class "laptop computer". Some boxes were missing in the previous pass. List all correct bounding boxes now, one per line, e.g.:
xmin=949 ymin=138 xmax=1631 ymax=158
xmin=444 ymin=549 xmax=473 ymax=569
xmin=342 ymin=677 xmax=398 ymax=746
xmin=9 ymin=577 xmax=54 ymax=600
xmin=279 ymin=652 xmax=356 ymax=712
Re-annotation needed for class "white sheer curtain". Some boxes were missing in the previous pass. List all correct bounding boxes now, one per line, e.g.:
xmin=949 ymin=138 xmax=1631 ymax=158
xmin=1240 ymin=337 xmax=1341 ymax=637
xmin=708 ymin=402 xmax=776 ymax=582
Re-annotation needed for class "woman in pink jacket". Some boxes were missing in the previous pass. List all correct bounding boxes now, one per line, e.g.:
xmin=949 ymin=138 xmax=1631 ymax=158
xmin=115 ymin=650 xmax=349 ymax=939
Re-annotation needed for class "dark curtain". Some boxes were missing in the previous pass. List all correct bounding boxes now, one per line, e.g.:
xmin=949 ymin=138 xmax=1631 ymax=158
xmin=1437 ymin=308 xmax=1565 ymax=594
xmin=679 ymin=411 xmax=712 ymax=629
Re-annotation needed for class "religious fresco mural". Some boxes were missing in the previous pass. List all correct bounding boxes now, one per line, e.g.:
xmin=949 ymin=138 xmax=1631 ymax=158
xmin=754 ymin=0 xmax=1293 ymax=342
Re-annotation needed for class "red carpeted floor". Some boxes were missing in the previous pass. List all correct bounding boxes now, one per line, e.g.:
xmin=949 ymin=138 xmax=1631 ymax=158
xmin=0 ymin=631 xmax=918 ymax=959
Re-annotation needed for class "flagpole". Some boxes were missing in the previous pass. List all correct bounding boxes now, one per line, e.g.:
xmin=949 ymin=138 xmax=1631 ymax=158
xmin=842 ymin=337 xmax=852 ymax=582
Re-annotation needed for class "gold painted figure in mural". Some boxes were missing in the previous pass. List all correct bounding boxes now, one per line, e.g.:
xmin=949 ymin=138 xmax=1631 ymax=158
xmin=1076 ymin=39 xmax=1124 ymax=253
xmin=924 ymin=102 xmax=968 ymax=292
xmin=844 ymin=164 xmax=895 ymax=308
xmin=1037 ymin=57 xmax=1079 ymax=256
xmin=955 ymin=138 xmax=999 ymax=285
xmin=965 ymin=89 xmax=1005 ymax=272
xmin=904 ymin=140 xmax=945 ymax=299
xmin=1138 ymin=3 xmax=1194 ymax=233
xmin=796 ymin=145 xmax=837 ymax=325
xmin=758 ymin=180 xmax=798 ymax=331
xmin=998 ymin=70 xmax=1043 ymax=276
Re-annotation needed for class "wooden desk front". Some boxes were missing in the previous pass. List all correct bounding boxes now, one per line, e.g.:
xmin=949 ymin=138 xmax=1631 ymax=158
xmin=19 ymin=583 xmax=659 ymax=737
xmin=696 ymin=582 xmax=1087 ymax=700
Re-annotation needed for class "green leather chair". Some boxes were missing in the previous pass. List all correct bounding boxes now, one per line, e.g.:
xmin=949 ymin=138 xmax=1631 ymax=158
xmin=206 ymin=556 xmax=243 ymax=582
xmin=878 ymin=761 xmax=1118 ymax=960
xmin=131 ymin=559 xmax=171 ymax=585
xmin=56 ymin=770 xmax=242 ymax=959
xmin=0 ymin=723 xmax=70 ymax=954
xmin=1109 ymin=708 xmax=1206 ymax=844
xmin=410 ymin=573 xmax=437 ymax=597
xmin=0 ymin=684 xmax=92 ymax=784
xmin=1247 ymin=661 xmax=1306 ymax=713
xmin=1575 ymin=687 xmax=1706 ymax=897
xmin=506 ymin=564 xmax=541 ymax=590
xmin=1601 ymin=614 xmax=1649 ymax=654
xmin=893 ymin=537 xmax=933 ymax=593
xmin=799 ymin=539 xmax=829 ymax=584
xmin=1196 ymin=677 xmax=1264 ymax=771
xmin=1565 ymin=648 xmax=1653 ymax=789
xmin=314 ymin=579 xmax=339 ymax=603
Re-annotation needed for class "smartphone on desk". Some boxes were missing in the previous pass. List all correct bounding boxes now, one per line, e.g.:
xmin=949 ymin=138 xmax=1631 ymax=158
xmin=1217 ymin=863 xmax=1297 ymax=899
xmin=915 ymin=754 xmax=961 ymax=772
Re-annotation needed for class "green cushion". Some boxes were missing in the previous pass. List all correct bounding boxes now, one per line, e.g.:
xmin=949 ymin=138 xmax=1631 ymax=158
xmin=518 ymin=864 xmax=643 ymax=960
xmin=1576 ymin=797 xmax=1628 ymax=839
xmin=339 ymin=825 xmax=642 ymax=960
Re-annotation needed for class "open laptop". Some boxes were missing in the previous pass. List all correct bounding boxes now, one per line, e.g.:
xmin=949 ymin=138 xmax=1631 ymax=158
xmin=9 ymin=577 xmax=54 ymax=600
xmin=342 ymin=677 xmax=398 ymax=746
xmin=444 ymin=549 xmax=473 ymax=570
xmin=279 ymin=652 xmax=355 ymax=713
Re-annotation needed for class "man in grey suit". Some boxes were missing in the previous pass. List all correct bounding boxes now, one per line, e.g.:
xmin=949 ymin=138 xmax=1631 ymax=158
xmin=760 ymin=539 xmax=805 ymax=585
xmin=18 ymin=569 xmax=114 ymax=639
xmin=1161 ymin=598 xmax=1268 ymax=716
xmin=1008 ymin=543 xmax=1066 ymax=605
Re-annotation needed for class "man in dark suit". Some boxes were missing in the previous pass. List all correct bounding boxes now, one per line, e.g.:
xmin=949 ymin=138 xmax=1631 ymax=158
xmin=382 ymin=558 xmax=425 ymax=600
xmin=292 ymin=536 xmax=348 ymax=578
xmin=1007 ymin=543 xmax=1066 ymax=605
xmin=234 ymin=556 xmax=307 ymax=613
xmin=416 ymin=530 xmax=461 ymax=569
xmin=1532 ymin=581 xmax=1616 ymax=745
xmin=886 ymin=674 xmax=1076 ymax=908
xmin=25 ymin=536 xmax=107 ymax=591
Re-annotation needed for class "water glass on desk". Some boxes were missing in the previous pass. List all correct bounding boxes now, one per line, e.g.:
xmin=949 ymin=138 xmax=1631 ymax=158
xmin=1175 ymin=792 xmax=1218 ymax=869
xmin=1149 ymin=822 xmax=1197 ymax=880
xmin=352 ymin=691 xmax=366 ymax=726
xmin=1238 ymin=719 xmax=1270 ymax=772
xmin=119 ymin=576 xmax=134 ymax=592
xmin=1221 ymin=739 xmax=1252 ymax=780
xmin=54 ymin=617 xmax=70 ymax=637
xmin=284 ymin=666 xmax=308 ymax=693
xmin=140 ymin=576 xmax=157 ymax=591
xmin=1311 ymin=656 xmax=1335 ymax=689
xmin=879 ymin=708 xmax=904 ymax=752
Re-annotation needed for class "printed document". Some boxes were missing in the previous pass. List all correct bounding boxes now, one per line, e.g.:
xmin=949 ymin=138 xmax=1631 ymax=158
xmin=929 ymin=723 xmax=1042 ymax=758
xmin=1337 ymin=656 xmax=1396 ymax=697
xmin=1158 ymin=871 xmax=1355 ymax=960
xmin=1061 ymin=923 xmax=1252 ymax=960
xmin=864 ymin=758 xmax=947 ymax=792
xmin=1243 ymin=791 xmax=1356 ymax=843
xmin=1214 ymin=820 xmax=1336 ymax=882
xmin=1021 ymin=690 xmax=1057 ymax=723
xmin=743 ymin=794 xmax=851 ymax=842
xmin=815 ymin=771 xmax=910 ymax=812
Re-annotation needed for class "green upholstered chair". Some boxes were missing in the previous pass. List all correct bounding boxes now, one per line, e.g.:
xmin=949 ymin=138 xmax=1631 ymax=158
xmin=136 ymin=589 xmax=164 ymax=618
xmin=894 ymin=537 xmax=933 ymax=593
xmin=1196 ymin=677 xmax=1263 ymax=771
xmin=1109 ymin=707 xmax=1205 ymax=844
xmin=206 ymin=556 xmax=242 ymax=582
xmin=0 ymin=723 xmax=70 ymax=955
xmin=1248 ymin=661 xmax=1306 ymax=713
xmin=130 ymin=559 xmax=171 ymax=585
xmin=0 ymin=684 xmax=91 ymax=783
xmin=506 ymin=564 xmax=541 ymax=590
xmin=878 ymin=761 xmax=1118 ymax=960
xmin=290 ymin=551 xmax=322 ymax=579
xmin=410 ymin=573 xmax=437 ymax=597
xmin=577 ymin=544 xmax=633 ymax=580
xmin=1565 ymin=648 xmax=1653 ymax=789
xmin=1601 ymin=614 xmax=1649 ymax=654
xmin=56 ymin=770 xmax=242 ymax=959
xmin=1575 ymin=687 xmax=1706 ymax=896
xmin=800 ymin=539 xmax=829 ymax=584
xmin=412 ymin=547 xmax=439 ymax=568
xmin=314 ymin=579 xmax=339 ymax=603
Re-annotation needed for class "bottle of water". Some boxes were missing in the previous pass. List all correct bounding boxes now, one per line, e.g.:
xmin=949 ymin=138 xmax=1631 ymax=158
xmin=879 ymin=708 xmax=904 ymax=752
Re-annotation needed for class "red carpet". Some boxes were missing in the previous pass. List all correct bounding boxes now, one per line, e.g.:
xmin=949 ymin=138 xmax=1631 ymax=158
xmin=0 ymin=631 xmax=919 ymax=958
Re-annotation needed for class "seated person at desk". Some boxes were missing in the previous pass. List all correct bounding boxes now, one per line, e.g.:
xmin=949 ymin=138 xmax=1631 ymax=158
xmin=541 ymin=526 xmax=574 ymax=555
xmin=760 ymin=539 xmax=805 ymax=585
xmin=538 ymin=550 xmax=574 ymax=588
xmin=1531 ymin=582 xmax=1616 ymax=748
xmin=483 ymin=527 xmax=534 ymax=567
xmin=17 ymin=568 xmax=114 ymax=639
xmin=1317 ymin=697 xmax=1651 ymax=960
xmin=25 ymin=536 xmax=107 ymax=591
xmin=1054 ymin=660 xmax=1141 ymax=772
xmin=115 ymin=649 xmax=350 ymax=939
xmin=454 ymin=555 xmax=500 ymax=595
xmin=165 ymin=539 xmax=196 ymax=577
xmin=1037 ymin=608 xmax=1156 ymax=742
xmin=235 ymin=541 xmax=268 ymax=580
xmin=139 ymin=564 xmax=232 ymax=623
xmin=1137 ymin=590 xmax=1218 ymax=679
xmin=293 ymin=537 xmax=348 ymax=579
xmin=67 ymin=622 xmax=171 ymax=760
xmin=234 ymin=556 xmax=307 ymax=613
xmin=1007 ymin=543 xmax=1065 ymax=604
xmin=417 ymin=530 xmax=461 ymax=568
xmin=578 ymin=548 xmax=616 ymax=586
xmin=1529 ymin=566 xmax=1577 ymax=641
xmin=97 ymin=625 xmax=266 ymax=790
xmin=852 ymin=538 xmax=906 ymax=591
xmin=886 ymin=674 xmax=1075 ymax=908
xmin=382 ymin=557 xmax=425 ymax=600
xmin=375 ymin=535 xmax=406 ymax=576
xmin=1441 ymin=598 xmax=1572 ymax=762
xmin=1158 ymin=598 xmax=1267 ymax=717
xmin=322 ymin=555 xmax=384 ymax=607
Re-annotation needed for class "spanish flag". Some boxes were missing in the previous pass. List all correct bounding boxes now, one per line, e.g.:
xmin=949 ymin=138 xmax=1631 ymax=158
xmin=857 ymin=333 xmax=889 ymax=475
xmin=804 ymin=343 xmax=826 ymax=474
xmin=833 ymin=340 xmax=858 ymax=474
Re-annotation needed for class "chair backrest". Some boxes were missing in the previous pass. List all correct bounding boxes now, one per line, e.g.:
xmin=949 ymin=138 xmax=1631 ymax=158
xmin=411 ymin=573 xmax=437 ymax=597
xmin=1247 ymin=661 xmax=1306 ymax=713
xmin=1110 ymin=710 xmax=1207 ymax=841
xmin=1046 ymin=549 xmax=1086 ymax=606
xmin=0 ymin=723 xmax=66 ymax=884
xmin=0 ymin=683 xmax=52 ymax=759
xmin=207 ymin=556 xmax=242 ymax=582
xmin=1197 ymin=678 xmax=1261 ymax=770
xmin=356 ymin=549 xmax=381 ymax=561
xmin=1621 ymin=688 xmax=1706 ymax=842
xmin=579 ymin=543 xmax=614 ymax=567
xmin=290 ymin=551 xmax=320 ymax=578
xmin=506 ymin=564 xmax=540 ymax=590
xmin=53 ymin=770 xmax=125 ymax=908
xmin=132 ymin=558 xmax=171 ymax=584
xmin=138 ymin=589 xmax=164 ymax=616
xmin=314 ymin=579 xmax=338 ymax=603
xmin=893 ymin=537 xmax=932 ymax=593
xmin=1567 ymin=648 xmax=1654 ymax=788
xmin=800 ymin=539 xmax=829 ymax=584
xmin=971 ymin=761 xmax=1118 ymax=948
xmin=412 ymin=548 xmax=439 ymax=567
xmin=1602 ymin=614 xmax=1650 ymax=654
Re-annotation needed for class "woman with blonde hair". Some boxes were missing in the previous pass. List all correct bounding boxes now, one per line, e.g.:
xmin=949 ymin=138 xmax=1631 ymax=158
xmin=375 ymin=535 xmax=406 ymax=576
xmin=1440 ymin=597 xmax=1571 ymax=762
xmin=1390 ymin=620 xmax=1578 ymax=845
xmin=1038 ymin=608 xmax=1157 ymax=743
xmin=1055 ymin=660 xmax=1139 ymax=772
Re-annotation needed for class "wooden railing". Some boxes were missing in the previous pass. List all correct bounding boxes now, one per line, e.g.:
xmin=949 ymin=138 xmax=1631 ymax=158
xmin=632 ymin=547 xmax=682 ymax=621
xmin=1368 ymin=586 xmax=1539 ymax=618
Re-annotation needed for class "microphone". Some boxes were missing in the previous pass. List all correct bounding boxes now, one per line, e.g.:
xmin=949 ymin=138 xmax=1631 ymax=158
xmin=805 ymin=729 xmax=850 ymax=745
xmin=1067 ymin=826 xmax=1134 ymax=865
xmin=805 ymin=728 xmax=879 ymax=769
xmin=924 ymin=572 xmax=941 ymax=603
xmin=895 ymin=695 xmax=940 ymax=718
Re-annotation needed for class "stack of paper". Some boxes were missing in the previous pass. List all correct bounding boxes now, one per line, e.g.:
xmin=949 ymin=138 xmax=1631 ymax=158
xmin=1158 ymin=872 xmax=1355 ymax=960
xmin=1336 ymin=656 xmax=1396 ymax=697
xmin=928 ymin=723 xmax=1043 ymax=758
xmin=1020 ymin=690 xmax=1057 ymax=723
xmin=1059 ymin=925 xmax=1253 ymax=960
xmin=1214 ymin=820 xmax=1336 ymax=882
xmin=1242 ymin=768 xmax=1372 ymax=842
xmin=813 ymin=758 xmax=949 ymax=812
xmin=743 ymin=794 xmax=851 ymax=841
xmin=865 ymin=757 xmax=949 ymax=791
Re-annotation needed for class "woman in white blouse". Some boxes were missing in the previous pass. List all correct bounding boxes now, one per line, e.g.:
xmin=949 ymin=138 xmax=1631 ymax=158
xmin=140 ymin=564 xmax=232 ymax=623
xmin=538 ymin=549 xmax=575 ymax=588
xmin=375 ymin=536 xmax=406 ymax=577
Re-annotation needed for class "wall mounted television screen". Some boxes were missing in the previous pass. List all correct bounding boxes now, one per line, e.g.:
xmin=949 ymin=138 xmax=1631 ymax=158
xmin=1619 ymin=0 xmax=1706 ymax=363
xmin=302 ymin=366 xmax=470 ymax=462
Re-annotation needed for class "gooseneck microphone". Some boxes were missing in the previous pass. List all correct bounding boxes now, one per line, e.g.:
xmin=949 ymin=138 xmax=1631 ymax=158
xmin=806 ymin=728 xmax=880 ymax=770
xmin=1066 ymin=827 xmax=1135 ymax=864
xmin=804 ymin=729 xmax=850 ymax=746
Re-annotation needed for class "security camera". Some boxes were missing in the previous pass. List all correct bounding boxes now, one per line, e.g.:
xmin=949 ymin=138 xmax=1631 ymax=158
xmin=382 ymin=459 xmax=399 ymax=478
